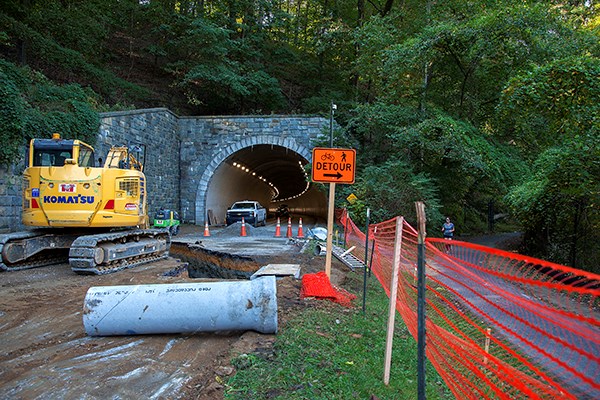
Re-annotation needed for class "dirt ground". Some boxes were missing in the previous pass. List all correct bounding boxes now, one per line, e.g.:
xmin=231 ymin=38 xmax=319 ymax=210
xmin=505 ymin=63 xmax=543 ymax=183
xmin=0 ymin=224 xmax=347 ymax=400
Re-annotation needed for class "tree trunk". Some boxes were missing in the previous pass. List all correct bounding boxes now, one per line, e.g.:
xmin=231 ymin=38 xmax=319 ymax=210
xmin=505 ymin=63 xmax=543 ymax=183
xmin=419 ymin=0 xmax=433 ymax=114
xmin=381 ymin=0 xmax=395 ymax=16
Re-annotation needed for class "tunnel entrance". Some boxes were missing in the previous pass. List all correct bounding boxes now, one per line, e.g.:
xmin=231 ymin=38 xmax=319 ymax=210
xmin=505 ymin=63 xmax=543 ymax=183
xmin=203 ymin=144 xmax=327 ymax=225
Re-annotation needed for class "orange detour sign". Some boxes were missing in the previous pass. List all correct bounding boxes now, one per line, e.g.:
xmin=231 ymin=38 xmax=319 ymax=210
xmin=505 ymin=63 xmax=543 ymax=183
xmin=311 ymin=147 xmax=356 ymax=184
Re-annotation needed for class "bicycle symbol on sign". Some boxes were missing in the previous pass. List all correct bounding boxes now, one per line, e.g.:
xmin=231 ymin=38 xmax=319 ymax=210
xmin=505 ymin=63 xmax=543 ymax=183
xmin=320 ymin=153 xmax=335 ymax=161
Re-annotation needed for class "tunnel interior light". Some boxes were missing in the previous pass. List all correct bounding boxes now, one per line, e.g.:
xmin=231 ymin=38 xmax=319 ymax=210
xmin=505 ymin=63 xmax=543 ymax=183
xmin=231 ymin=160 xmax=279 ymax=199
xmin=230 ymin=158 xmax=310 ymax=202
xmin=273 ymin=160 xmax=311 ymax=203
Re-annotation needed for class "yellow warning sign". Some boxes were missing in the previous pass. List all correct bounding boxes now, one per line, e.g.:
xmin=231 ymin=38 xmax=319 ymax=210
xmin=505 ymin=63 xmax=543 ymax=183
xmin=347 ymin=193 xmax=358 ymax=204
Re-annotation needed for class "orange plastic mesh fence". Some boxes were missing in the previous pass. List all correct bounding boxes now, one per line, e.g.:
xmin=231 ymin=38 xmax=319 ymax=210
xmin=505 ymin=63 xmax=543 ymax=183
xmin=339 ymin=209 xmax=599 ymax=399
xmin=301 ymin=271 xmax=357 ymax=307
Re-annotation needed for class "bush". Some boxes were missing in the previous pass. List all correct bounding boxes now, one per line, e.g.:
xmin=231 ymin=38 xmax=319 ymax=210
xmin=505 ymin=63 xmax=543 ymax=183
xmin=0 ymin=59 xmax=100 ymax=166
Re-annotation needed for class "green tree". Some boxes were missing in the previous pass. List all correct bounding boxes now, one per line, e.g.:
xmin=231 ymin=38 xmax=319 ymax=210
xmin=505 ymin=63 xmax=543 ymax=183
xmin=349 ymin=159 xmax=443 ymax=227
xmin=497 ymin=56 xmax=600 ymax=156
xmin=500 ymin=55 xmax=600 ymax=271
xmin=364 ymin=3 xmax=586 ymax=125
xmin=388 ymin=112 xmax=526 ymax=227
xmin=505 ymin=137 xmax=600 ymax=272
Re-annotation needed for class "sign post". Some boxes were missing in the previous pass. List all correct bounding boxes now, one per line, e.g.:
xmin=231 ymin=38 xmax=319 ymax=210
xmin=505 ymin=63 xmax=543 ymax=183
xmin=311 ymin=147 xmax=356 ymax=278
xmin=324 ymin=183 xmax=336 ymax=277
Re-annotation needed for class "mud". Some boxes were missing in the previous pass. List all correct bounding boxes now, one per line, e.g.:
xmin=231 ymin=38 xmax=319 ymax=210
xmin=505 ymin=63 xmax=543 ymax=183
xmin=0 ymin=223 xmax=344 ymax=400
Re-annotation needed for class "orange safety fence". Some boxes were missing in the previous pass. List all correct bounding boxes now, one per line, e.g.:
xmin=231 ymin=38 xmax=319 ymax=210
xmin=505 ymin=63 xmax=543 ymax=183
xmin=338 ymin=209 xmax=599 ymax=399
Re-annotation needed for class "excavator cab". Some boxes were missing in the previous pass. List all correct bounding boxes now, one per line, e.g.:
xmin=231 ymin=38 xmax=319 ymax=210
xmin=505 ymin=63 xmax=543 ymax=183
xmin=104 ymin=143 xmax=145 ymax=171
xmin=22 ymin=134 xmax=148 ymax=229
xmin=29 ymin=133 xmax=95 ymax=168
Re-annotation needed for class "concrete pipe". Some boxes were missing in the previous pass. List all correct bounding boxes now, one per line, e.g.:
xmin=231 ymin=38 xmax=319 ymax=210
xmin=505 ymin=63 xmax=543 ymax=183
xmin=314 ymin=243 xmax=326 ymax=256
xmin=83 ymin=276 xmax=277 ymax=336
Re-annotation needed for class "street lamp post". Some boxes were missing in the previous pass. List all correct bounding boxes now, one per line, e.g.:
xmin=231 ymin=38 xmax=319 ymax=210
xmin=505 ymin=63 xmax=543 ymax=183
xmin=329 ymin=102 xmax=336 ymax=147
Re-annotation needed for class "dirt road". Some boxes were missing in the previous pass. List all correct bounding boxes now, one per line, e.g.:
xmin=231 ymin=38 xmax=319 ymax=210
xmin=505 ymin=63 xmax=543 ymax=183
xmin=0 ymin=224 xmax=336 ymax=399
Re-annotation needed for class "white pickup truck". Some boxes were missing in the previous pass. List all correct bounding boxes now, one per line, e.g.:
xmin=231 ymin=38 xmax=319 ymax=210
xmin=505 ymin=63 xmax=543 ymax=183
xmin=225 ymin=200 xmax=267 ymax=227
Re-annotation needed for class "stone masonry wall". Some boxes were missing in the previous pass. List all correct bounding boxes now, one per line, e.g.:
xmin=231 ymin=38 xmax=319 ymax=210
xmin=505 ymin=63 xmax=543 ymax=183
xmin=0 ymin=163 xmax=26 ymax=233
xmin=178 ymin=116 xmax=328 ymax=223
xmin=0 ymin=108 xmax=328 ymax=231
xmin=98 ymin=109 xmax=180 ymax=218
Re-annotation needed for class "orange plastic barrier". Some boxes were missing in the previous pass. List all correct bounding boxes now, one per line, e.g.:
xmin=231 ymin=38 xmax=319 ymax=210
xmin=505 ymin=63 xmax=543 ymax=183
xmin=339 ymin=209 xmax=599 ymax=399
xmin=301 ymin=271 xmax=356 ymax=307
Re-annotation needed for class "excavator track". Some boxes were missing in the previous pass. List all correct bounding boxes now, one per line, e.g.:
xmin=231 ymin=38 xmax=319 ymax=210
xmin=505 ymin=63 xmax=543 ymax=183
xmin=70 ymin=229 xmax=171 ymax=275
xmin=0 ymin=230 xmax=76 ymax=272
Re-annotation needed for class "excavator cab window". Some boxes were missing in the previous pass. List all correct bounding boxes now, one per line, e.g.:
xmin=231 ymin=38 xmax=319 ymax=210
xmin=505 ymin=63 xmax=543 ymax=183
xmin=31 ymin=138 xmax=76 ymax=167
xmin=33 ymin=149 xmax=73 ymax=166
xmin=78 ymin=145 xmax=95 ymax=167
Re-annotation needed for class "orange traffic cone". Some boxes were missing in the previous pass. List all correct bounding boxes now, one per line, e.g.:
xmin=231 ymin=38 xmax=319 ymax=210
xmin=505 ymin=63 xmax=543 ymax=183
xmin=297 ymin=218 xmax=304 ymax=238
xmin=286 ymin=217 xmax=293 ymax=238
xmin=240 ymin=217 xmax=247 ymax=237
xmin=203 ymin=221 xmax=211 ymax=237
xmin=274 ymin=217 xmax=282 ymax=237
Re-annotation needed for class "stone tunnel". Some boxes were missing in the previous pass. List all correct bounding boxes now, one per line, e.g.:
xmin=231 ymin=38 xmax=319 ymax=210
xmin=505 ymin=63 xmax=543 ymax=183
xmin=98 ymin=109 xmax=331 ymax=225
xmin=0 ymin=108 xmax=335 ymax=231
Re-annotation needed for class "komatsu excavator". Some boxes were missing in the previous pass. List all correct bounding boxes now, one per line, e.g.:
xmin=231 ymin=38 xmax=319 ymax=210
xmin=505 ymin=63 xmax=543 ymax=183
xmin=0 ymin=133 xmax=170 ymax=275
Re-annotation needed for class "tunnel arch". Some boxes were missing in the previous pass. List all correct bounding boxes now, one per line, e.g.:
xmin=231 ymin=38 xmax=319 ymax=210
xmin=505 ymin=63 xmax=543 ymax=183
xmin=194 ymin=135 xmax=314 ymax=224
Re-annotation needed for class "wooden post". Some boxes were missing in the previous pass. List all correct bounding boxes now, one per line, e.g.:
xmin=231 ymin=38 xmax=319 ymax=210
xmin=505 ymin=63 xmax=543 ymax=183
xmin=484 ymin=328 xmax=492 ymax=365
xmin=325 ymin=182 xmax=336 ymax=278
xmin=383 ymin=216 xmax=404 ymax=385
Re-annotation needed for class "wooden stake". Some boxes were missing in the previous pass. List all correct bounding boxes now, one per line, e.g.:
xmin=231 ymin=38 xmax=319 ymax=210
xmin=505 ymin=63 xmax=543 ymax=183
xmin=325 ymin=182 xmax=336 ymax=278
xmin=484 ymin=328 xmax=492 ymax=365
xmin=383 ymin=216 xmax=404 ymax=385
xmin=341 ymin=246 xmax=356 ymax=257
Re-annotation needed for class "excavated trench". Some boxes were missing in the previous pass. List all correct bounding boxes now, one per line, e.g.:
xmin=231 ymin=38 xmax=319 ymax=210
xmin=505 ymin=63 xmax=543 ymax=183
xmin=169 ymin=242 xmax=261 ymax=279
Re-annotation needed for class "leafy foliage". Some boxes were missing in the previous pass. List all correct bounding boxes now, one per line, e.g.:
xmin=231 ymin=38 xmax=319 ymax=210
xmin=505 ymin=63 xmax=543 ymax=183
xmin=0 ymin=68 xmax=26 ymax=165
xmin=24 ymin=0 xmax=113 ymax=63
xmin=167 ymin=23 xmax=286 ymax=113
xmin=497 ymin=56 xmax=600 ymax=156
xmin=362 ymin=3 xmax=586 ymax=124
xmin=498 ymin=54 xmax=600 ymax=270
xmin=0 ymin=60 xmax=99 ymax=166
xmin=505 ymin=134 xmax=600 ymax=272
xmin=347 ymin=159 xmax=443 ymax=228
xmin=0 ymin=12 xmax=149 ymax=104
xmin=0 ymin=0 xmax=597 ymax=269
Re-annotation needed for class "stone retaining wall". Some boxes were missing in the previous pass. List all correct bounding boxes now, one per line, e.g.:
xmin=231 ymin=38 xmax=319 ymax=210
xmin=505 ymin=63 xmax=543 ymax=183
xmin=0 ymin=108 xmax=328 ymax=231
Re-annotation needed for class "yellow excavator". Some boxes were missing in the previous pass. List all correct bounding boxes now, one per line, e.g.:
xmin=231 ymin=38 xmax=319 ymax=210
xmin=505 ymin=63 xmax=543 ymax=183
xmin=0 ymin=133 xmax=170 ymax=274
